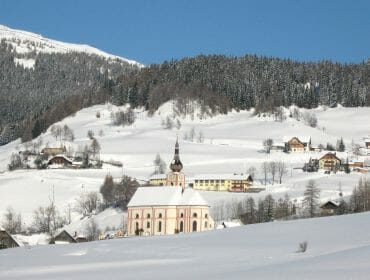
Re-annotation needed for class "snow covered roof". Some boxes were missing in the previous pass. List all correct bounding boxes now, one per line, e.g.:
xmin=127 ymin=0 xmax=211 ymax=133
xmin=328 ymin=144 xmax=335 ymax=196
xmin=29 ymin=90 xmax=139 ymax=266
xmin=48 ymin=155 xmax=73 ymax=163
xmin=149 ymin=174 xmax=167 ymax=180
xmin=282 ymin=136 xmax=311 ymax=143
xmin=193 ymin=174 xmax=252 ymax=180
xmin=127 ymin=186 xmax=209 ymax=207
xmin=364 ymin=138 xmax=370 ymax=143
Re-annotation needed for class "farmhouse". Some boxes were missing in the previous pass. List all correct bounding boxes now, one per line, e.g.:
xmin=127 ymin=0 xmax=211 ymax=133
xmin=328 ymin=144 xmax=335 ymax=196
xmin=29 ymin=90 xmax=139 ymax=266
xmin=0 ymin=228 xmax=21 ymax=249
xmin=319 ymin=153 xmax=341 ymax=172
xmin=48 ymin=155 xmax=73 ymax=167
xmin=193 ymin=174 xmax=253 ymax=192
xmin=51 ymin=230 xmax=87 ymax=244
xmin=283 ymin=136 xmax=311 ymax=152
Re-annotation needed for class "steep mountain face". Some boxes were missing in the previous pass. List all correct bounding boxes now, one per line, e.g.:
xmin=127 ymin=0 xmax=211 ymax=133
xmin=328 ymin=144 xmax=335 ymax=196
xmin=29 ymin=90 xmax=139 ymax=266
xmin=0 ymin=25 xmax=142 ymax=145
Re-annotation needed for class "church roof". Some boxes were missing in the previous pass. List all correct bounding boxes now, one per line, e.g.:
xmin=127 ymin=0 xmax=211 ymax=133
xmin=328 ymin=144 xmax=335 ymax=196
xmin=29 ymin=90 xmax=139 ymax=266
xmin=127 ymin=186 xmax=209 ymax=207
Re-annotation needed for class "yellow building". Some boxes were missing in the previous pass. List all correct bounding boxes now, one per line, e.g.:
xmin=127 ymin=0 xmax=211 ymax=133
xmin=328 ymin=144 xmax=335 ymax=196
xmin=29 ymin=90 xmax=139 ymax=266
xmin=149 ymin=174 xmax=167 ymax=186
xmin=193 ymin=174 xmax=253 ymax=192
xmin=127 ymin=186 xmax=214 ymax=236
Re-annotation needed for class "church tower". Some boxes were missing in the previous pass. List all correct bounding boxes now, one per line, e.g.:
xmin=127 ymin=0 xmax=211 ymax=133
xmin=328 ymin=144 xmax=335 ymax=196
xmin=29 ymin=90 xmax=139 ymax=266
xmin=166 ymin=138 xmax=186 ymax=187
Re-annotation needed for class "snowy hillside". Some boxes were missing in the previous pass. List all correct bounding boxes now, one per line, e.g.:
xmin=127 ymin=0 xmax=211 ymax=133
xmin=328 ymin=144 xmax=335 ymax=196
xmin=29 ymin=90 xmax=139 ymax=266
xmin=0 ymin=24 xmax=142 ymax=67
xmin=1 ymin=212 xmax=370 ymax=280
xmin=0 ymin=103 xmax=369 ymax=224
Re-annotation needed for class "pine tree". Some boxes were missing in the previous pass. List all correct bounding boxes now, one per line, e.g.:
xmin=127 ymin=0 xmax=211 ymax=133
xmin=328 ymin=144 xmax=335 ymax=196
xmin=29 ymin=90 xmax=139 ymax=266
xmin=303 ymin=180 xmax=320 ymax=218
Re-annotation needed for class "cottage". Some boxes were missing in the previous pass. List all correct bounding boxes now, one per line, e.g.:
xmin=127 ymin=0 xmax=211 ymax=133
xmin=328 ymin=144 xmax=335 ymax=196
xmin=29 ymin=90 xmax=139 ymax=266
xmin=51 ymin=230 xmax=77 ymax=244
xmin=0 ymin=228 xmax=21 ymax=249
xmin=48 ymin=155 xmax=73 ymax=167
xmin=41 ymin=147 xmax=66 ymax=156
xmin=320 ymin=201 xmax=339 ymax=216
xmin=193 ymin=174 xmax=253 ymax=192
xmin=319 ymin=153 xmax=341 ymax=172
xmin=127 ymin=186 xmax=214 ymax=236
xmin=283 ymin=136 xmax=311 ymax=152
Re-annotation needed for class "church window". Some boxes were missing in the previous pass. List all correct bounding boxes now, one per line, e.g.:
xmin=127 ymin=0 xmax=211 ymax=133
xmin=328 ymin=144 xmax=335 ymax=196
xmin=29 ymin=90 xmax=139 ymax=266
xmin=146 ymin=213 xmax=150 ymax=219
xmin=192 ymin=213 xmax=198 ymax=218
xmin=158 ymin=221 xmax=162 ymax=232
xmin=205 ymin=221 xmax=208 ymax=228
xmin=180 ymin=213 xmax=184 ymax=218
xmin=135 ymin=222 xmax=139 ymax=230
xmin=146 ymin=222 xmax=150 ymax=229
xmin=158 ymin=213 xmax=162 ymax=218
xmin=135 ymin=214 xmax=139 ymax=219
xmin=192 ymin=221 xmax=197 ymax=232
xmin=180 ymin=221 xmax=184 ymax=232
xmin=205 ymin=213 xmax=208 ymax=218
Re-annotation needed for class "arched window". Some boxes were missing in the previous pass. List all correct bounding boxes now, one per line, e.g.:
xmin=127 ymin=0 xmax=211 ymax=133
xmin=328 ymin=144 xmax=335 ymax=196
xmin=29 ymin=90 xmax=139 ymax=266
xmin=158 ymin=213 xmax=162 ymax=218
xmin=135 ymin=222 xmax=139 ymax=230
xmin=205 ymin=213 xmax=208 ymax=218
xmin=192 ymin=221 xmax=197 ymax=232
xmin=146 ymin=213 xmax=150 ymax=219
xmin=146 ymin=222 xmax=150 ymax=229
xmin=135 ymin=214 xmax=139 ymax=219
xmin=180 ymin=221 xmax=184 ymax=232
xmin=192 ymin=213 xmax=197 ymax=218
xmin=180 ymin=213 xmax=184 ymax=218
xmin=205 ymin=221 xmax=208 ymax=228
xmin=158 ymin=221 xmax=162 ymax=232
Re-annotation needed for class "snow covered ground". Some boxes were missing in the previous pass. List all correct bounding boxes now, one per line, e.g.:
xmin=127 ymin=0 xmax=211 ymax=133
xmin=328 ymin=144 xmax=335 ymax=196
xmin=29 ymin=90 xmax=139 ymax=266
xmin=0 ymin=24 xmax=143 ymax=67
xmin=1 ymin=212 xmax=370 ymax=280
xmin=0 ymin=103 xmax=369 ymax=224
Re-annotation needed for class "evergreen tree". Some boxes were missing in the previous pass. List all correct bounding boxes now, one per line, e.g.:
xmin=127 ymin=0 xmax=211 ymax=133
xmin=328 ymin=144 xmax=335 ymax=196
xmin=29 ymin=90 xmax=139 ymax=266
xmin=303 ymin=180 xmax=320 ymax=218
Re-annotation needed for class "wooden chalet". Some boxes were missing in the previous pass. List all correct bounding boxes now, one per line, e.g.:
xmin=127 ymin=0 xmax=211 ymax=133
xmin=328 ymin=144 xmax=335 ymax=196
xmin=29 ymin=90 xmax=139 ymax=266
xmin=283 ymin=136 xmax=311 ymax=152
xmin=48 ymin=155 xmax=73 ymax=166
xmin=320 ymin=201 xmax=339 ymax=216
xmin=319 ymin=153 xmax=341 ymax=172
xmin=0 ymin=229 xmax=21 ymax=249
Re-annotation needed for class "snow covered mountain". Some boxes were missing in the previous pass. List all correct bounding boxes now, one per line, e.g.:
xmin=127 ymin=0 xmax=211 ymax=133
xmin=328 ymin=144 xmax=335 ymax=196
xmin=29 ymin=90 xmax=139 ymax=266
xmin=0 ymin=24 xmax=143 ymax=67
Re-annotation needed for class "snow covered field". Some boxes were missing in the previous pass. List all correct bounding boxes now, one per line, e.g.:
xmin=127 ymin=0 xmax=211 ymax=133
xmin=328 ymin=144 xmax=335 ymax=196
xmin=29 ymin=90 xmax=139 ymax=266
xmin=1 ymin=212 xmax=370 ymax=280
xmin=0 ymin=103 xmax=369 ymax=224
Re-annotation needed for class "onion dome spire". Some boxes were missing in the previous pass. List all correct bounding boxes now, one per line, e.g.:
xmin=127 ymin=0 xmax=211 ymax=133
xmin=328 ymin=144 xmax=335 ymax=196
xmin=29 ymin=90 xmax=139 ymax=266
xmin=170 ymin=137 xmax=183 ymax=172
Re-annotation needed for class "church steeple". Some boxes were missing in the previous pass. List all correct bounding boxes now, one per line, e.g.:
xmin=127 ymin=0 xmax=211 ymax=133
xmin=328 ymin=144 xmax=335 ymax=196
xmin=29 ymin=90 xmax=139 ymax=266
xmin=170 ymin=137 xmax=183 ymax=172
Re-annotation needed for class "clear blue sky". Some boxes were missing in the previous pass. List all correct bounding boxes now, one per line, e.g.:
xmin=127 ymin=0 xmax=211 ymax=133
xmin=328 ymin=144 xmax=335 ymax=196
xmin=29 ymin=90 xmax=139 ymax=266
xmin=1 ymin=0 xmax=369 ymax=65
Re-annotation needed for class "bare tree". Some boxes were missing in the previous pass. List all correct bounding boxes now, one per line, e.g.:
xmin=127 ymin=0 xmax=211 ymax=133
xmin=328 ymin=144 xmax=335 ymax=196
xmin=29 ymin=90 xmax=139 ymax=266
xmin=1 ymin=206 xmax=22 ymax=234
xmin=277 ymin=161 xmax=288 ymax=184
xmin=114 ymin=176 xmax=140 ymax=210
xmin=197 ymin=130 xmax=204 ymax=143
xmin=32 ymin=204 xmax=66 ymax=235
xmin=75 ymin=192 xmax=100 ymax=217
xmin=269 ymin=161 xmax=277 ymax=184
xmin=100 ymin=174 xmax=115 ymax=206
xmin=261 ymin=162 xmax=269 ymax=185
xmin=85 ymin=218 xmax=100 ymax=241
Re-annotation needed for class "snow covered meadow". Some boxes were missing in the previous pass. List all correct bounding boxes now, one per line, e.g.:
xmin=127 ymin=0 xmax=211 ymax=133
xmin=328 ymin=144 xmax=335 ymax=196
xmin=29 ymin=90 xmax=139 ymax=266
xmin=0 ymin=103 xmax=369 ymax=225
xmin=1 ymin=211 xmax=370 ymax=280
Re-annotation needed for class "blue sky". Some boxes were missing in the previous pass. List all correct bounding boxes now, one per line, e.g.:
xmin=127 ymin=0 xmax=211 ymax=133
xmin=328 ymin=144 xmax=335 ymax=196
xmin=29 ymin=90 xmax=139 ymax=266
xmin=1 ymin=0 xmax=369 ymax=64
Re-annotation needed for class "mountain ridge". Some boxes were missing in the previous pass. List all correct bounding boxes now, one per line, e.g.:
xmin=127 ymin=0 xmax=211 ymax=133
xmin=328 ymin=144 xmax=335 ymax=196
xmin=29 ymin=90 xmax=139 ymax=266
xmin=0 ymin=24 xmax=143 ymax=67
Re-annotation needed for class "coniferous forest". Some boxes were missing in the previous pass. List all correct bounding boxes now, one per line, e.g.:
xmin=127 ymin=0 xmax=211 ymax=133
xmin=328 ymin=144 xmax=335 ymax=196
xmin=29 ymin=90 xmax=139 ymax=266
xmin=0 ymin=39 xmax=369 ymax=145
